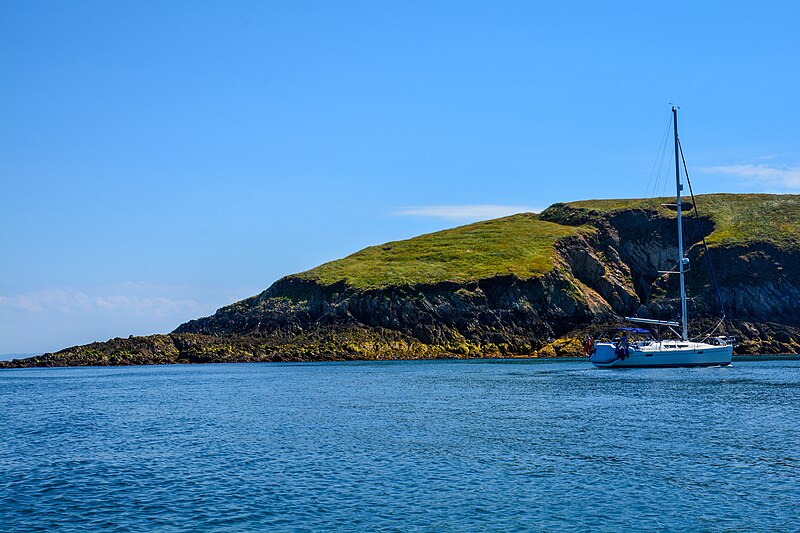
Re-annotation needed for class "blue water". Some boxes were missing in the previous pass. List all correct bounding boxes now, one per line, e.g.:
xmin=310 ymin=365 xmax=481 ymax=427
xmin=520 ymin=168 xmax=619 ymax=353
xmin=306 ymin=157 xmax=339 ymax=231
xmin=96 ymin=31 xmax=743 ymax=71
xmin=1 ymin=359 xmax=798 ymax=532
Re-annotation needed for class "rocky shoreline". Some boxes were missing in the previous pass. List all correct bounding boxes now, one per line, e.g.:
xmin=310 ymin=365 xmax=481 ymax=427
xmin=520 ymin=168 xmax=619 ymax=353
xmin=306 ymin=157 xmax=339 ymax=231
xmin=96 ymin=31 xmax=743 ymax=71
xmin=2 ymin=334 xmax=798 ymax=369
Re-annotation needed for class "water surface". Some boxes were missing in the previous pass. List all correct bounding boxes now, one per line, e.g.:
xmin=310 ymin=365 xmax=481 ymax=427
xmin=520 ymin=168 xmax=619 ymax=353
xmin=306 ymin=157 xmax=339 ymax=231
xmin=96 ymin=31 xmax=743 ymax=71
xmin=1 ymin=359 xmax=798 ymax=531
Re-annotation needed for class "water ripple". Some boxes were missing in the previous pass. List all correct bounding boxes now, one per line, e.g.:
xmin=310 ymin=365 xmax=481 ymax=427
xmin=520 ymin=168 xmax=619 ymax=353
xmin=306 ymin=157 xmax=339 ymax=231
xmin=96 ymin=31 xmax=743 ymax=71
xmin=1 ymin=359 xmax=798 ymax=531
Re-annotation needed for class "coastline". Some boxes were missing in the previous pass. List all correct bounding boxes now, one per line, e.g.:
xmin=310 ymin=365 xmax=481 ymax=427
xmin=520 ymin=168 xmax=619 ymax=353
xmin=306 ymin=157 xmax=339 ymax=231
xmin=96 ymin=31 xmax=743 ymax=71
xmin=2 ymin=349 xmax=797 ymax=370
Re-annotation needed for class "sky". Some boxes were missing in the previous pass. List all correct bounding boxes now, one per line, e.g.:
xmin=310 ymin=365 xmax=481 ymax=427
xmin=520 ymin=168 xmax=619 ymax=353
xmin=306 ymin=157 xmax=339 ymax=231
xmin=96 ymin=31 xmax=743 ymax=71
xmin=1 ymin=1 xmax=798 ymax=355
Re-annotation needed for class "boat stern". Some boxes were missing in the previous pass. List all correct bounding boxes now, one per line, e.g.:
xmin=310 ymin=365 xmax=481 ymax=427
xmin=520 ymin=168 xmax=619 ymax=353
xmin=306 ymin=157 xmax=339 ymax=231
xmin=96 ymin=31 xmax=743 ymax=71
xmin=589 ymin=343 xmax=621 ymax=367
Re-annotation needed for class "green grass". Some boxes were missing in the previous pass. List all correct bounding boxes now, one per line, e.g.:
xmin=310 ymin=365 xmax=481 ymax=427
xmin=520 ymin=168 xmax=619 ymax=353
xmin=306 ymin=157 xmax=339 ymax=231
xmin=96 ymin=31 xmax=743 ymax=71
xmin=295 ymin=213 xmax=587 ymax=289
xmin=568 ymin=197 xmax=675 ymax=213
xmin=692 ymin=194 xmax=800 ymax=250
xmin=568 ymin=193 xmax=800 ymax=251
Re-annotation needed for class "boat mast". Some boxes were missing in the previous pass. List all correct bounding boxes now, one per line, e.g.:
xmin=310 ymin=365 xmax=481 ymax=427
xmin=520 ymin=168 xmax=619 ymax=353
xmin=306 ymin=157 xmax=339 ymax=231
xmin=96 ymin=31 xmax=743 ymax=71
xmin=673 ymin=106 xmax=688 ymax=341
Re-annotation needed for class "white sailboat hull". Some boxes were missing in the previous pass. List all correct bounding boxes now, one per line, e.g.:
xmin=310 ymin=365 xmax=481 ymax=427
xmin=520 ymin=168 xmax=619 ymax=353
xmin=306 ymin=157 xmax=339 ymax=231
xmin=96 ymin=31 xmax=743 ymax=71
xmin=589 ymin=341 xmax=732 ymax=368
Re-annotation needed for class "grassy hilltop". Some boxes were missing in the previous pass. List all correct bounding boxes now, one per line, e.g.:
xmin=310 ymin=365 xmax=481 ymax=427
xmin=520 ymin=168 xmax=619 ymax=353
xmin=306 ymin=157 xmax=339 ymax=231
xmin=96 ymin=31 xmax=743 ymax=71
xmin=295 ymin=213 xmax=587 ymax=289
xmin=295 ymin=193 xmax=799 ymax=290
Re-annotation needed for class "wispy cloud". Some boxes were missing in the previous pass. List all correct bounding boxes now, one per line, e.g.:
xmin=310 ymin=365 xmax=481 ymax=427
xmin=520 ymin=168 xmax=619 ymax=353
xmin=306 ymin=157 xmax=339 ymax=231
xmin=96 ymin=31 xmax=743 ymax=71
xmin=394 ymin=204 xmax=539 ymax=221
xmin=0 ymin=288 xmax=202 ymax=317
xmin=701 ymin=163 xmax=800 ymax=191
xmin=0 ymin=283 xmax=240 ymax=354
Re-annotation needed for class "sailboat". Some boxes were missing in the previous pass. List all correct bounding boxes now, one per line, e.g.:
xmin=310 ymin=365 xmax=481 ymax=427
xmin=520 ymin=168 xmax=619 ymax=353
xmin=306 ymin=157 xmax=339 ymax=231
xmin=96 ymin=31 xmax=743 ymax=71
xmin=589 ymin=107 xmax=734 ymax=368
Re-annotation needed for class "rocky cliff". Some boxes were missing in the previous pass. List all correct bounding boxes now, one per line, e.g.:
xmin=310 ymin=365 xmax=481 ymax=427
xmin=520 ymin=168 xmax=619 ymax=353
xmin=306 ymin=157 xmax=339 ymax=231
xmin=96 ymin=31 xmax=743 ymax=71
xmin=4 ymin=194 xmax=799 ymax=367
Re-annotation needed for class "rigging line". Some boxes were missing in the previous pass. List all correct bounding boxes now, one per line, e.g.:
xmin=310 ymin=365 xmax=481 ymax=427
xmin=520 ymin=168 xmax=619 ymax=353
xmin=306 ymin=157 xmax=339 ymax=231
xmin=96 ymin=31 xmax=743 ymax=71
xmin=653 ymin=122 xmax=672 ymax=199
xmin=678 ymin=139 xmax=731 ymax=338
xmin=637 ymin=114 xmax=674 ymax=323
xmin=697 ymin=319 xmax=725 ymax=342
xmin=651 ymin=117 xmax=671 ymax=199
xmin=645 ymin=115 xmax=674 ymax=199
xmin=661 ymin=147 xmax=673 ymax=199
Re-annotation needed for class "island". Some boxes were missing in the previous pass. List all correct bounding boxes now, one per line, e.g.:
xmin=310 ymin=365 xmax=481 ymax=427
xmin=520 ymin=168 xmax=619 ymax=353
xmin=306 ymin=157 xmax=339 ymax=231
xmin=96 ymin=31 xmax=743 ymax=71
xmin=3 ymin=193 xmax=798 ymax=367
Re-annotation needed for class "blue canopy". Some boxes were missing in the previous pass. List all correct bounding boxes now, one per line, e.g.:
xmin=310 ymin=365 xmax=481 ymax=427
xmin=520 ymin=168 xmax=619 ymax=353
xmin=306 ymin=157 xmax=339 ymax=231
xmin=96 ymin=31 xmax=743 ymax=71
xmin=615 ymin=327 xmax=649 ymax=333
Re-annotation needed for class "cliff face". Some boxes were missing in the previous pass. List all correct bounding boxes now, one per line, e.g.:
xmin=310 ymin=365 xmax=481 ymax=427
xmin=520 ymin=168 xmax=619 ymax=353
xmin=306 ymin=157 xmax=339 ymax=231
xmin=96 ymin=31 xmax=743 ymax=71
xmin=175 ymin=273 xmax=593 ymax=353
xmin=4 ymin=194 xmax=799 ymax=367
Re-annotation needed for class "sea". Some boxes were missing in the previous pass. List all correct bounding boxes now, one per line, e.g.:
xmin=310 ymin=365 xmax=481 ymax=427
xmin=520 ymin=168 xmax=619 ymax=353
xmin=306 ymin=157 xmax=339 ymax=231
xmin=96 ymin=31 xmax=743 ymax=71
xmin=1 ymin=358 xmax=798 ymax=532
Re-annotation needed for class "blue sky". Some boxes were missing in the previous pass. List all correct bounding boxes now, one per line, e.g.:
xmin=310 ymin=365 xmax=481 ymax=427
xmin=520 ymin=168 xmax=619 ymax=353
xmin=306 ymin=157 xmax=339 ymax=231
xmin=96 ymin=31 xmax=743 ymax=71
xmin=2 ymin=1 xmax=798 ymax=355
